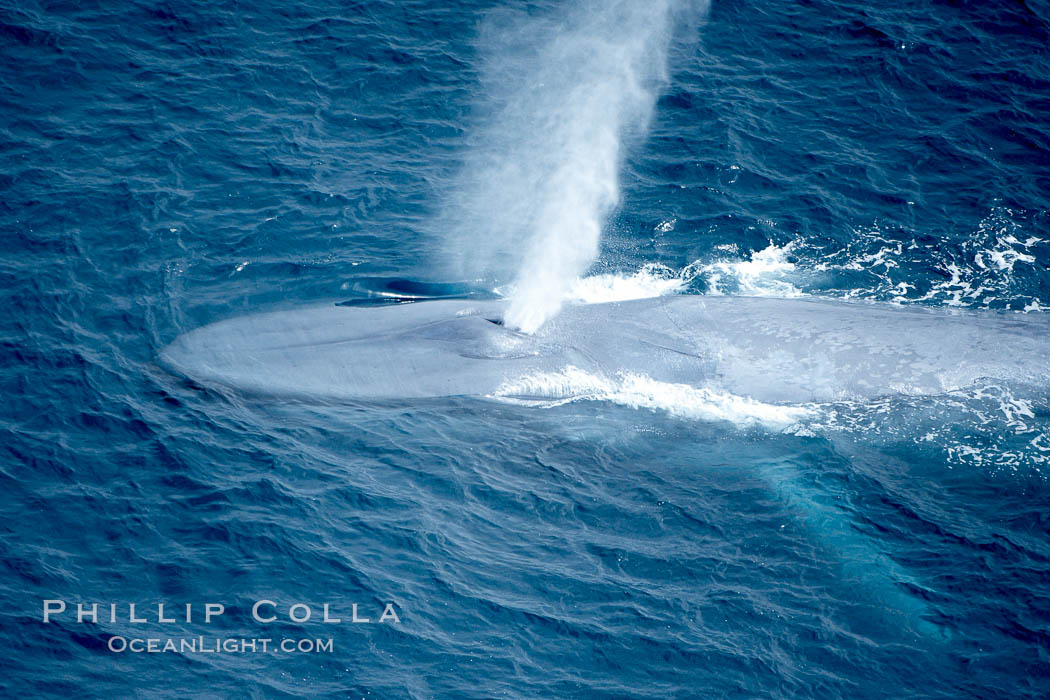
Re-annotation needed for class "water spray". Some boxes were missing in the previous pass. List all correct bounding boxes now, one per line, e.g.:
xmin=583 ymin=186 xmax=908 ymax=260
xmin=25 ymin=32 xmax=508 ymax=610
xmin=441 ymin=0 xmax=698 ymax=332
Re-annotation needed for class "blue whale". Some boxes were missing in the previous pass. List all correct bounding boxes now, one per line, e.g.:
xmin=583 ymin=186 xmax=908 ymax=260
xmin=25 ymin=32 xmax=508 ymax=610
xmin=160 ymin=295 xmax=1049 ymax=408
xmin=160 ymin=295 xmax=1049 ymax=639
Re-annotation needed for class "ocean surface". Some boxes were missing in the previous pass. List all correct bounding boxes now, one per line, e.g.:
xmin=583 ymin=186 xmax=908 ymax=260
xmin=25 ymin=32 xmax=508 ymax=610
xmin=3 ymin=0 xmax=1050 ymax=697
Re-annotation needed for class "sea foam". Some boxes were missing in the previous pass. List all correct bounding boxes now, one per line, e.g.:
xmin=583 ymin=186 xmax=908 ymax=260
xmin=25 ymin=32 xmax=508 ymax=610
xmin=491 ymin=366 xmax=811 ymax=431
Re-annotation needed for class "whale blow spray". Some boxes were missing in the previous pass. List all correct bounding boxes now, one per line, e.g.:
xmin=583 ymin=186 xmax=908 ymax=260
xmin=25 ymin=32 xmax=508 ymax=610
xmin=441 ymin=0 xmax=695 ymax=332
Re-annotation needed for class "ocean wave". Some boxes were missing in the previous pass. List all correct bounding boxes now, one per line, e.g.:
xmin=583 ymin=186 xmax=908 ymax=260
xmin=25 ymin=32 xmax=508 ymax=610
xmin=566 ymin=264 xmax=688 ymax=303
xmin=493 ymin=366 xmax=1048 ymax=472
xmin=560 ymin=242 xmax=801 ymax=305
xmin=490 ymin=365 xmax=812 ymax=430
xmin=566 ymin=206 xmax=1047 ymax=312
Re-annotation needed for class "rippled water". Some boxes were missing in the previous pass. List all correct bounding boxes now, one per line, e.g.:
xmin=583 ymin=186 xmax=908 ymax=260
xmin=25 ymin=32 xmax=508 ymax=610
xmin=3 ymin=0 xmax=1049 ymax=697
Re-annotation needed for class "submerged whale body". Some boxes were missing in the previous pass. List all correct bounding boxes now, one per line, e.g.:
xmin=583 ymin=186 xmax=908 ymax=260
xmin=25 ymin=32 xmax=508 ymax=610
xmin=161 ymin=296 xmax=1049 ymax=406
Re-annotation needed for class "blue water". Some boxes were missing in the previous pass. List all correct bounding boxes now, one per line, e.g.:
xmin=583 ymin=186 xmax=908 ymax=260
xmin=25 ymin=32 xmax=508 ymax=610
xmin=3 ymin=0 xmax=1050 ymax=697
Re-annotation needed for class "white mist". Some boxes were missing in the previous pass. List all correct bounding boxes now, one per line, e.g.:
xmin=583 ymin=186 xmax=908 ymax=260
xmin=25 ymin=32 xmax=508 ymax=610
xmin=441 ymin=0 xmax=696 ymax=332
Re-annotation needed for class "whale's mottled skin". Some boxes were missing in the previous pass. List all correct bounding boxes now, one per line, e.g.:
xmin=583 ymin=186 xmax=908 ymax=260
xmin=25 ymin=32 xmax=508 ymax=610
xmin=160 ymin=295 xmax=1050 ymax=404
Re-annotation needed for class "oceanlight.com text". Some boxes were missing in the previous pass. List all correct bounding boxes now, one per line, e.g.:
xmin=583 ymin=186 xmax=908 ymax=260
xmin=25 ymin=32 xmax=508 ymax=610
xmin=106 ymin=636 xmax=335 ymax=654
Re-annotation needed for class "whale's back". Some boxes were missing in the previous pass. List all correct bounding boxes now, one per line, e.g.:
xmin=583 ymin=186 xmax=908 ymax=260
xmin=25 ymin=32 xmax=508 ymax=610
xmin=160 ymin=296 xmax=1049 ymax=404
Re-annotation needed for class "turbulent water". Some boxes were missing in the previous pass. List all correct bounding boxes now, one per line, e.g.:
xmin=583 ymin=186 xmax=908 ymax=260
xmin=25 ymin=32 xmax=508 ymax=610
xmin=3 ymin=0 xmax=1050 ymax=697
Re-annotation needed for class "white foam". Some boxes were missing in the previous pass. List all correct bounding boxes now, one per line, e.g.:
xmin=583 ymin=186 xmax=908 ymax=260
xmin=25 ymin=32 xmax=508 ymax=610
xmin=804 ymin=207 xmax=1046 ymax=311
xmin=654 ymin=218 xmax=677 ymax=233
xmin=978 ymin=247 xmax=1036 ymax=272
xmin=699 ymin=242 xmax=803 ymax=297
xmin=491 ymin=366 xmax=812 ymax=430
xmin=549 ymin=206 xmax=1046 ymax=317
xmin=529 ymin=241 xmax=805 ymax=307
xmin=567 ymin=265 xmax=686 ymax=304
